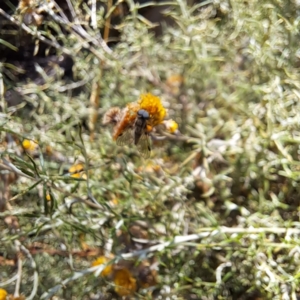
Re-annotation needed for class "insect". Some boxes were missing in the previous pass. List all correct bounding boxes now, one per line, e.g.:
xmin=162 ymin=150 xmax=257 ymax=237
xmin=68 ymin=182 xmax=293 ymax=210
xmin=103 ymin=93 xmax=169 ymax=158
xmin=116 ymin=109 xmax=152 ymax=158
xmin=18 ymin=0 xmax=54 ymax=26
xmin=134 ymin=109 xmax=149 ymax=145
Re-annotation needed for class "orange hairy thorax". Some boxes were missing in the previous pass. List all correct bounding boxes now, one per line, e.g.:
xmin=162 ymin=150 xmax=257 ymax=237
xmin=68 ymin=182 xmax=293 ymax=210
xmin=113 ymin=102 xmax=140 ymax=141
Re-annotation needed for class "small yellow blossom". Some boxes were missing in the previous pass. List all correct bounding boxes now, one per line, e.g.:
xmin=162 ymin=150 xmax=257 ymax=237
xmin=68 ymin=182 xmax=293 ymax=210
xmin=109 ymin=198 xmax=118 ymax=206
xmin=166 ymin=74 xmax=184 ymax=94
xmin=22 ymin=139 xmax=38 ymax=152
xmin=114 ymin=268 xmax=137 ymax=297
xmin=92 ymin=255 xmax=114 ymax=277
xmin=69 ymin=163 xmax=87 ymax=179
xmin=137 ymin=163 xmax=161 ymax=174
xmin=0 ymin=289 xmax=7 ymax=300
xmin=45 ymin=193 xmax=51 ymax=201
xmin=69 ymin=163 xmax=84 ymax=174
xmin=138 ymin=93 xmax=167 ymax=127
xmin=166 ymin=74 xmax=184 ymax=87
xmin=45 ymin=145 xmax=53 ymax=156
xmin=163 ymin=119 xmax=179 ymax=134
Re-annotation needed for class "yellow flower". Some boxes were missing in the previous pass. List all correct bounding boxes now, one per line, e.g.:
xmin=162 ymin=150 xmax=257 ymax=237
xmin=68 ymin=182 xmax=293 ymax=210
xmin=166 ymin=74 xmax=184 ymax=95
xmin=92 ymin=255 xmax=114 ymax=277
xmin=69 ymin=163 xmax=84 ymax=174
xmin=114 ymin=268 xmax=137 ymax=297
xmin=163 ymin=119 xmax=179 ymax=134
xmin=22 ymin=139 xmax=38 ymax=152
xmin=45 ymin=145 xmax=53 ymax=156
xmin=166 ymin=74 xmax=184 ymax=87
xmin=0 ymin=289 xmax=7 ymax=300
xmin=69 ymin=163 xmax=87 ymax=179
xmin=138 ymin=93 xmax=166 ymax=127
xmin=109 ymin=198 xmax=118 ymax=206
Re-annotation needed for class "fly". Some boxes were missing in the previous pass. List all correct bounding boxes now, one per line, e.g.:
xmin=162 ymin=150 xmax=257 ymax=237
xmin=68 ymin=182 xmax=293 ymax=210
xmin=134 ymin=109 xmax=149 ymax=145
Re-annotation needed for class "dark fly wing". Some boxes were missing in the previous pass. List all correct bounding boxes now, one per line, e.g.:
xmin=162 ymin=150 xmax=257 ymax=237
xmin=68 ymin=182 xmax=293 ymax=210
xmin=136 ymin=133 xmax=151 ymax=158
xmin=116 ymin=127 xmax=133 ymax=146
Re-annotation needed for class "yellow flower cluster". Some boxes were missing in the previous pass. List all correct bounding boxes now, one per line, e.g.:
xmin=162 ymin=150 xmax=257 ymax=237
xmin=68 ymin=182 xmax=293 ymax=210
xmin=114 ymin=268 xmax=137 ymax=296
xmin=110 ymin=93 xmax=167 ymax=141
xmin=138 ymin=93 xmax=167 ymax=128
xmin=92 ymin=256 xmax=141 ymax=297
xmin=103 ymin=92 xmax=178 ymax=157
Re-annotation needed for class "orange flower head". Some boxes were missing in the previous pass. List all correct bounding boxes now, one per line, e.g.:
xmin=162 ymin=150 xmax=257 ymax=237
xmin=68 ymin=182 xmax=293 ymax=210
xmin=92 ymin=255 xmax=114 ymax=277
xmin=114 ymin=268 xmax=137 ymax=296
xmin=138 ymin=93 xmax=166 ymax=127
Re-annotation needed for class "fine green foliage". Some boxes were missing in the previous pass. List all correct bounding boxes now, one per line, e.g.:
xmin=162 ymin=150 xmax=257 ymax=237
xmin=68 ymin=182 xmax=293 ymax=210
xmin=1 ymin=0 xmax=300 ymax=299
